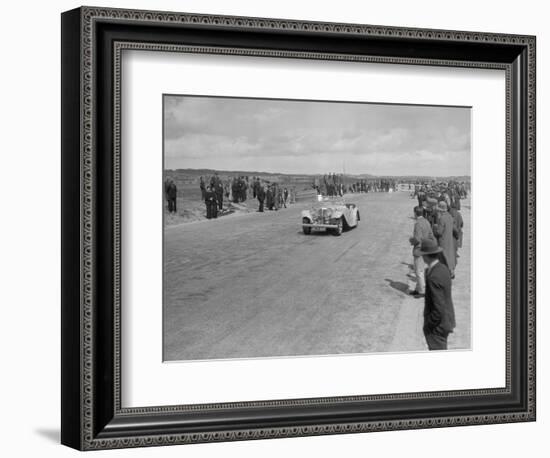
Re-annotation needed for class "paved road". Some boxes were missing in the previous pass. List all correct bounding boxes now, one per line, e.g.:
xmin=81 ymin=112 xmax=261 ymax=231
xmin=163 ymin=192 xmax=471 ymax=361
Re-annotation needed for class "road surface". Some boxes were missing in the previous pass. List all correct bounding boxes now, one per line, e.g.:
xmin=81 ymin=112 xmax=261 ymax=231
xmin=163 ymin=191 xmax=470 ymax=361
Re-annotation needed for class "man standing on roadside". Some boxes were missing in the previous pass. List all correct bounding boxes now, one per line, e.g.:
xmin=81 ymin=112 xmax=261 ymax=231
xmin=214 ymin=174 xmax=224 ymax=211
xmin=165 ymin=177 xmax=177 ymax=215
xmin=272 ymin=183 xmax=280 ymax=211
xmin=204 ymin=184 xmax=218 ymax=219
xmin=257 ymin=183 xmax=266 ymax=212
xmin=266 ymin=184 xmax=274 ymax=210
xmin=433 ymin=201 xmax=457 ymax=278
xmin=199 ymin=176 xmax=206 ymax=200
xmin=449 ymin=201 xmax=464 ymax=265
xmin=409 ymin=206 xmax=435 ymax=297
xmin=417 ymin=238 xmax=456 ymax=350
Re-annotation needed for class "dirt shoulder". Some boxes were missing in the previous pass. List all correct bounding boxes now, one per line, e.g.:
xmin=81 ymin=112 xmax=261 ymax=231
xmin=164 ymin=199 xmax=261 ymax=226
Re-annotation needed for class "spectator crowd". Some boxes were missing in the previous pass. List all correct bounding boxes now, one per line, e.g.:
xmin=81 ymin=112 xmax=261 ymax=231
xmin=408 ymin=180 xmax=469 ymax=350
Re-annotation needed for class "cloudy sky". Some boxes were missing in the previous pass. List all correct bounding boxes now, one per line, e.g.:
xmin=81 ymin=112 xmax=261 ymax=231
xmin=164 ymin=95 xmax=471 ymax=177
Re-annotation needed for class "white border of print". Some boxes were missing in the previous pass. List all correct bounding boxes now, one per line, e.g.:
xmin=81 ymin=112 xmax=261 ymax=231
xmin=121 ymin=50 xmax=505 ymax=408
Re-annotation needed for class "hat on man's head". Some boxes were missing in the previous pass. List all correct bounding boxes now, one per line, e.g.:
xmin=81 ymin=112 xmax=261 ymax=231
xmin=436 ymin=201 xmax=448 ymax=212
xmin=415 ymin=238 xmax=442 ymax=256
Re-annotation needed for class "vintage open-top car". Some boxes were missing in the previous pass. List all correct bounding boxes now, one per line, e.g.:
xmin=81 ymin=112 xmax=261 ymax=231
xmin=301 ymin=196 xmax=360 ymax=236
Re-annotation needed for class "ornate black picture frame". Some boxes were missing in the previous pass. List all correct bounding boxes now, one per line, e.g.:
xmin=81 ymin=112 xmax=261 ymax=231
xmin=61 ymin=6 xmax=536 ymax=451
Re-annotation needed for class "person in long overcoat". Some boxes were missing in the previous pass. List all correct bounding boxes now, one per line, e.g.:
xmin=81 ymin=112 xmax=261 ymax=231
xmin=409 ymin=206 xmax=435 ymax=296
xmin=234 ymin=177 xmax=240 ymax=202
xmin=252 ymin=178 xmax=257 ymax=199
xmin=256 ymin=184 xmax=266 ymax=212
xmin=224 ymin=182 xmax=230 ymax=200
xmin=215 ymin=180 xmax=224 ymax=211
xmin=272 ymin=184 xmax=280 ymax=210
xmin=199 ymin=176 xmax=206 ymax=200
xmin=165 ymin=178 xmax=177 ymax=214
xmin=433 ymin=201 xmax=456 ymax=277
xmin=424 ymin=194 xmax=438 ymax=226
xmin=417 ymin=187 xmax=426 ymax=208
xmin=204 ymin=185 xmax=218 ymax=219
xmin=449 ymin=203 xmax=464 ymax=248
xmin=276 ymin=185 xmax=284 ymax=209
xmin=416 ymin=238 xmax=456 ymax=350
xmin=266 ymin=185 xmax=274 ymax=210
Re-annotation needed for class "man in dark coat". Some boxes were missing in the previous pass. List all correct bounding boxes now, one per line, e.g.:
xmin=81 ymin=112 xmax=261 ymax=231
xmin=424 ymin=194 xmax=438 ymax=227
xmin=209 ymin=173 xmax=222 ymax=210
xmin=165 ymin=178 xmax=177 ymax=215
xmin=272 ymin=184 xmax=280 ymax=210
xmin=215 ymin=180 xmax=224 ymax=211
xmin=417 ymin=238 xmax=456 ymax=350
xmin=257 ymin=184 xmax=266 ymax=212
xmin=449 ymin=202 xmax=464 ymax=265
xmin=275 ymin=184 xmax=283 ymax=210
xmin=204 ymin=185 xmax=218 ymax=219
xmin=199 ymin=176 xmax=206 ymax=200
xmin=433 ymin=201 xmax=457 ymax=278
xmin=266 ymin=185 xmax=274 ymax=210
xmin=231 ymin=177 xmax=238 ymax=203
xmin=449 ymin=203 xmax=463 ymax=248
xmin=416 ymin=186 xmax=426 ymax=208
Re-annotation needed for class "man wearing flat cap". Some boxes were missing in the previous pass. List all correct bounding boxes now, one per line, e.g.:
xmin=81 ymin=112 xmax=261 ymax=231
xmin=409 ymin=206 xmax=435 ymax=297
xmin=417 ymin=238 xmax=456 ymax=350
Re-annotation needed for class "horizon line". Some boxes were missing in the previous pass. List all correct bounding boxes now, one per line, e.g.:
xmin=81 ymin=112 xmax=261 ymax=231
xmin=164 ymin=167 xmax=471 ymax=179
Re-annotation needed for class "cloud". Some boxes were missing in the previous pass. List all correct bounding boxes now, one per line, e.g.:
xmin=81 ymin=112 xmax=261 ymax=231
xmin=163 ymin=95 xmax=471 ymax=176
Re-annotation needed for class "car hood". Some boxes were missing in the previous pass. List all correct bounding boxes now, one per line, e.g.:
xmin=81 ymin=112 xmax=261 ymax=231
xmin=310 ymin=204 xmax=346 ymax=212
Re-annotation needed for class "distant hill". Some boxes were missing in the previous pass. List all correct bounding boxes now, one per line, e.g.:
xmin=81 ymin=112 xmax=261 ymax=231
xmin=165 ymin=168 xmax=470 ymax=182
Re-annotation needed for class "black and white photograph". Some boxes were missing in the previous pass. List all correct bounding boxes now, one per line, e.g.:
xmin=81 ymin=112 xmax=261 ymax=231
xmin=2 ymin=0 xmax=544 ymax=455
xmin=163 ymin=95 xmax=471 ymax=361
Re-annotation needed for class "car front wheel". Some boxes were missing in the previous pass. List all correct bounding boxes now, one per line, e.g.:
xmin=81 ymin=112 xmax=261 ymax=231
xmin=302 ymin=218 xmax=312 ymax=235
xmin=333 ymin=218 xmax=343 ymax=236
